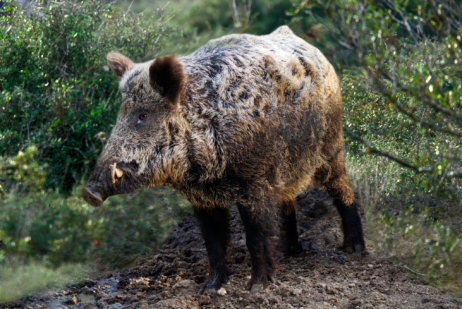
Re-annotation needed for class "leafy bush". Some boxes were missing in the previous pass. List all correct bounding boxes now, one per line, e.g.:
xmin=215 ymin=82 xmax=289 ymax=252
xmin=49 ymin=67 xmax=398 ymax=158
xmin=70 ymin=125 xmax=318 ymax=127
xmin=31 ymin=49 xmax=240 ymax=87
xmin=0 ymin=145 xmax=46 ymax=194
xmin=0 ymin=146 xmax=191 ymax=269
xmin=0 ymin=1 xmax=172 ymax=192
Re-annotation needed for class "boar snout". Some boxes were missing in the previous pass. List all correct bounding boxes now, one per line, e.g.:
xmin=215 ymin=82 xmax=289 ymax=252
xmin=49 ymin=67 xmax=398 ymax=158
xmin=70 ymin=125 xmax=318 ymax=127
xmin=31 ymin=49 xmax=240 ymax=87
xmin=82 ymin=184 xmax=105 ymax=207
xmin=82 ymin=161 xmax=141 ymax=206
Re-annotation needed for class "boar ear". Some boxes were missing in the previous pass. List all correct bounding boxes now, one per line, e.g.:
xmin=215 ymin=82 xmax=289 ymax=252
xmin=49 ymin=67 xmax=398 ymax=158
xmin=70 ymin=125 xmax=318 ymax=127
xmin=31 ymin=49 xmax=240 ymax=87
xmin=149 ymin=55 xmax=185 ymax=106
xmin=107 ymin=52 xmax=135 ymax=79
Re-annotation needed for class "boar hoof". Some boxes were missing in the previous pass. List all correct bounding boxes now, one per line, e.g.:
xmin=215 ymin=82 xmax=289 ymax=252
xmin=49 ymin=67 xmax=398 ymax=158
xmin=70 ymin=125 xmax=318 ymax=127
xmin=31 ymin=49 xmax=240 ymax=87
xmin=200 ymin=273 xmax=228 ymax=294
xmin=342 ymin=237 xmax=367 ymax=256
xmin=280 ymin=242 xmax=303 ymax=257
xmin=247 ymin=273 xmax=272 ymax=292
xmin=250 ymin=283 xmax=264 ymax=294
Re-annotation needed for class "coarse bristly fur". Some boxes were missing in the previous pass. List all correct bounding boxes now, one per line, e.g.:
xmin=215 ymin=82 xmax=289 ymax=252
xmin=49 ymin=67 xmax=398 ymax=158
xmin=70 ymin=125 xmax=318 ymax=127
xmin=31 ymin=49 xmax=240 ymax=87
xmin=83 ymin=25 xmax=366 ymax=293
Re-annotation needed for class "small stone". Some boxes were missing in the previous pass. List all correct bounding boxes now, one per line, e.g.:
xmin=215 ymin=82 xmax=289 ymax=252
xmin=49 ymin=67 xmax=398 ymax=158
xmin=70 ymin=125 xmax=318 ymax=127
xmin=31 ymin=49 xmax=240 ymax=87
xmin=281 ymin=288 xmax=290 ymax=297
xmin=217 ymin=287 xmax=227 ymax=296
xmin=292 ymin=288 xmax=302 ymax=296
xmin=198 ymin=295 xmax=211 ymax=305
xmin=367 ymin=264 xmax=374 ymax=268
xmin=64 ymin=294 xmax=78 ymax=305
xmin=173 ymin=279 xmax=195 ymax=296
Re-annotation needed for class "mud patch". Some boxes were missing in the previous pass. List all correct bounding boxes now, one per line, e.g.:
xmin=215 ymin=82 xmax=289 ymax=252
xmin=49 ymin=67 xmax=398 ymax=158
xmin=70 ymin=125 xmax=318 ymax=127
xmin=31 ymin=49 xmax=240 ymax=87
xmin=2 ymin=189 xmax=460 ymax=308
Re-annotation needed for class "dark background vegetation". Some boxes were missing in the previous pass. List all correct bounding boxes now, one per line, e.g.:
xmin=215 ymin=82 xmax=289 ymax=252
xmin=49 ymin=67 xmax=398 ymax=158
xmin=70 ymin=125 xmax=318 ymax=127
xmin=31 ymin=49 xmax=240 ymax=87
xmin=0 ymin=0 xmax=460 ymax=302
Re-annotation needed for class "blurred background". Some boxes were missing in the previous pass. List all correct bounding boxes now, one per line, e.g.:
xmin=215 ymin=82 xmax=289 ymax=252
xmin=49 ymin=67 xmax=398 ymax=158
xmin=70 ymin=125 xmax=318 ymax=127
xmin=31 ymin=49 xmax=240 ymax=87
xmin=0 ymin=0 xmax=460 ymax=302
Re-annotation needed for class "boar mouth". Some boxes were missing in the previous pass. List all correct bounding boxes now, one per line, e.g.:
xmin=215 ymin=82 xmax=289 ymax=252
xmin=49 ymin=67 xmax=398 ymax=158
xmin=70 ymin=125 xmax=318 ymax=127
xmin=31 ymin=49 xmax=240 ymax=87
xmin=83 ymin=161 xmax=142 ymax=207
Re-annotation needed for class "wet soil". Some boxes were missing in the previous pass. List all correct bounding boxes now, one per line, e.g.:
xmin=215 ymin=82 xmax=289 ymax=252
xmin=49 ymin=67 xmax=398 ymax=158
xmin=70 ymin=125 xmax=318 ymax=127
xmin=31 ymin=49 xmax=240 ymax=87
xmin=2 ymin=189 xmax=460 ymax=308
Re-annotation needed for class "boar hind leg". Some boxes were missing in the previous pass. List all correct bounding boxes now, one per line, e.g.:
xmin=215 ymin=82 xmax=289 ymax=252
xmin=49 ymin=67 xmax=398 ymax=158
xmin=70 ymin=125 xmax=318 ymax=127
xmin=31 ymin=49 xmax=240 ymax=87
xmin=319 ymin=154 xmax=366 ymax=254
xmin=237 ymin=204 xmax=275 ymax=292
xmin=279 ymin=199 xmax=302 ymax=256
xmin=194 ymin=207 xmax=230 ymax=293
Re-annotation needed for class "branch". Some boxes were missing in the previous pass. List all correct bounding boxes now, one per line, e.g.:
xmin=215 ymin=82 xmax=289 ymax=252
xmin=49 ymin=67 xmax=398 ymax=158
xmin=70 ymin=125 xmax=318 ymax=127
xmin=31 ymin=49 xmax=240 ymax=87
xmin=382 ymin=0 xmax=419 ymax=43
xmin=344 ymin=127 xmax=432 ymax=173
xmin=230 ymin=0 xmax=241 ymax=28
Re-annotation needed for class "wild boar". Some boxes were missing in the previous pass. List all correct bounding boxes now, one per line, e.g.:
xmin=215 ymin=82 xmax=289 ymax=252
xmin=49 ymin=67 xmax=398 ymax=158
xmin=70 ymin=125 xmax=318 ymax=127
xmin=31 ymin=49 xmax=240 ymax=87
xmin=83 ymin=25 xmax=365 ymax=293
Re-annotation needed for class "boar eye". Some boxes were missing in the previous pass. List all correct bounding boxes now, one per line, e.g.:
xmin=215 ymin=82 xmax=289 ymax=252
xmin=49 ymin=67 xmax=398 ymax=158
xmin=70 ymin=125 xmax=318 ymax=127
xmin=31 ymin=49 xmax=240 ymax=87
xmin=137 ymin=113 xmax=147 ymax=124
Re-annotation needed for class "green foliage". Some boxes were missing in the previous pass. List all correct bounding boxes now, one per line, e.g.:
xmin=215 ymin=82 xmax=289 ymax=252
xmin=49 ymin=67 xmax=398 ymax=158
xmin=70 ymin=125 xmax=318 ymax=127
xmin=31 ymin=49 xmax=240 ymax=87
xmin=0 ymin=1 xmax=172 ymax=191
xmin=0 ymin=145 xmax=46 ymax=193
xmin=289 ymin=0 xmax=462 ymax=67
xmin=247 ymin=0 xmax=309 ymax=35
xmin=374 ymin=207 xmax=462 ymax=297
xmin=88 ymin=186 xmax=192 ymax=269
xmin=342 ymin=68 xmax=461 ymax=201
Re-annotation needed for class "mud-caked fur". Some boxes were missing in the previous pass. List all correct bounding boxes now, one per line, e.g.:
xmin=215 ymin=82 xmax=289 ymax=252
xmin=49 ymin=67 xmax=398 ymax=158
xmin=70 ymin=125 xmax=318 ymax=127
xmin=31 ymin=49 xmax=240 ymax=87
xmin=84 ymin=26 xmax=366 ymax=292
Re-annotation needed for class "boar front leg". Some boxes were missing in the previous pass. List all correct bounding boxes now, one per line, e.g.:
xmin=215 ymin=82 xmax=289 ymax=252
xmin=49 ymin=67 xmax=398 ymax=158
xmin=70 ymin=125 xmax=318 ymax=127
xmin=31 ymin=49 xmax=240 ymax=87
xmin=237 ymin=203 xmax=275 ymax=293
xmin=194 ymin=206 xmax=230 ymax=293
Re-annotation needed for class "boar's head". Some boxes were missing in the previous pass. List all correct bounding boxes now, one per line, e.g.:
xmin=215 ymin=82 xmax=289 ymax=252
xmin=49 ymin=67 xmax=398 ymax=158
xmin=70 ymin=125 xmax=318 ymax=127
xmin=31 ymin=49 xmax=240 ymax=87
xmin=83 ymin=52 xmax=189 ymax=206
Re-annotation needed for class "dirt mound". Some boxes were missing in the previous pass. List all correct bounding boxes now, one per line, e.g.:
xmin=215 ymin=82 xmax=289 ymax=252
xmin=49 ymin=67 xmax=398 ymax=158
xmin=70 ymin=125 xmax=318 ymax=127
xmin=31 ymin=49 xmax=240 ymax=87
xmin=2 ymin=189 xmax=460 ymax=308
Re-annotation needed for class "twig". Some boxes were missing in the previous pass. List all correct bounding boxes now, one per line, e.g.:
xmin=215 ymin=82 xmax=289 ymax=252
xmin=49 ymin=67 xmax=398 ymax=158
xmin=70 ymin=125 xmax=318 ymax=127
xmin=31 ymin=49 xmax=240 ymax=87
xmin=402 ymin=265 xmax=425 ymax=277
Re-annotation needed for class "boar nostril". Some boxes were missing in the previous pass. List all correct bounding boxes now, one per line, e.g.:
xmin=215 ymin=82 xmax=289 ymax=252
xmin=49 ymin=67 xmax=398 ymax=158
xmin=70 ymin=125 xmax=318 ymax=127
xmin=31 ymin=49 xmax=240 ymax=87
xmin=82 ymin=186 xmax=104 ymax=207
xmin=109 ymin=163 xmax=124 ymax=184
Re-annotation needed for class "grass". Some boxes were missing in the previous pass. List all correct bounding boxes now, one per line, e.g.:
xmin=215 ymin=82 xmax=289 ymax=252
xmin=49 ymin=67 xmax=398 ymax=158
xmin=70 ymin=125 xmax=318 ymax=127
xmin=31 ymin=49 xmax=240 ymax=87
xmin=0 ymin=262 xmax=89 ymax=303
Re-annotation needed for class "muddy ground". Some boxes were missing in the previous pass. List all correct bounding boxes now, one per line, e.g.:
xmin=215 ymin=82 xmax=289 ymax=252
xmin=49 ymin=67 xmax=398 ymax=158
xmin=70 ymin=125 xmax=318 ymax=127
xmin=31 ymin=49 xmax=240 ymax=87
xmin=2 ymin=189 xmax=461 ymax=308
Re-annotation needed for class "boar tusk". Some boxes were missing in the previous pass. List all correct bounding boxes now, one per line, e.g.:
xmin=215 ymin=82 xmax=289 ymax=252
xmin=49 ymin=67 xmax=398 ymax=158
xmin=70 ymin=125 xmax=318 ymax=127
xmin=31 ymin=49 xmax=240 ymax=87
xmin=109 ymin=163 xmax=124 ymax=184
xmin=115 ymin=168 xmax=123 ymax=179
